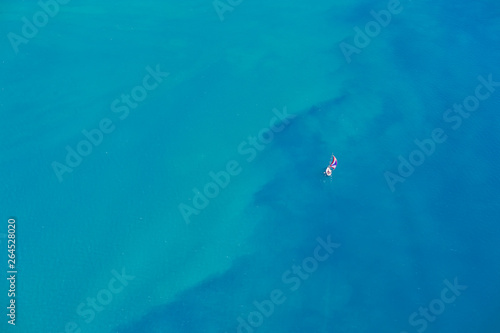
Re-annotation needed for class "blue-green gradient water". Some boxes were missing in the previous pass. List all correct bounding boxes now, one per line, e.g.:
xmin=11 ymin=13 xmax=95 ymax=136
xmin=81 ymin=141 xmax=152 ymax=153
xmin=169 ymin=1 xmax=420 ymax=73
xmin=1 ymin=0 xmax=499 ymax=332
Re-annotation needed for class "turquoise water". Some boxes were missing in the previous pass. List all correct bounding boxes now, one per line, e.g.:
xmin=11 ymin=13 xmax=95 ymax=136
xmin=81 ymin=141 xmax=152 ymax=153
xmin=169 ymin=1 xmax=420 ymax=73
xmin=1 ymin=0 xmax=500 ymax=332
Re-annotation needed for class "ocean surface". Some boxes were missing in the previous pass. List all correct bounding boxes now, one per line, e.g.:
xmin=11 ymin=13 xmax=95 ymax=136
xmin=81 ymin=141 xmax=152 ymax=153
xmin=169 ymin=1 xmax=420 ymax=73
xmin=1 ymin=0 xmax=500 ymax=332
